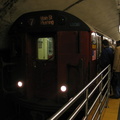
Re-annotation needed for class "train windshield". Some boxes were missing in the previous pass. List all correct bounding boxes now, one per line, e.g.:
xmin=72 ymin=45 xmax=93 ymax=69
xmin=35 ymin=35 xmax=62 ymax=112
xmin=37 ymin=37 xmax=54 ymax=60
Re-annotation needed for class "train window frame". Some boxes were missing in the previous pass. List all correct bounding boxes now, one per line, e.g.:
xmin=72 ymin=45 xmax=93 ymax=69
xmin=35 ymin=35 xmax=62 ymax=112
xmin=37 ymin=37 xmax=54 ymax=61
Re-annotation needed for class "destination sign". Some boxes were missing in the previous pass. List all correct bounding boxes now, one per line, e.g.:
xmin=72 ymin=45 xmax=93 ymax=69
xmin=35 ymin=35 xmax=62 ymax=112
xmin=40 ymin=15 xmax=54 ymax=25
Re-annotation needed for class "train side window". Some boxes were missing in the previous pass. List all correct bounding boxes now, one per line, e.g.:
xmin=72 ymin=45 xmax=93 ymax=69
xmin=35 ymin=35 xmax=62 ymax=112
xmin=37 ymin=37 xmax=54 ymax=60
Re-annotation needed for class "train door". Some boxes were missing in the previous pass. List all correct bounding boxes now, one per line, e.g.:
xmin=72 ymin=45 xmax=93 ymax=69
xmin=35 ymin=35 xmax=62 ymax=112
xmin=96 ymin=34 xmax=102 ymax=72
xmin=57 ymin=31 xmax=84 ymax=99
xmin=90 ymin=32 xmax=97 ymax=80
xmin=90 ymin=32 xmax=102 ymax=78
xmin=79 ymin=31 xmax=91 ymax=85
xmin=25 ymin=33 xmax=57 ymax=100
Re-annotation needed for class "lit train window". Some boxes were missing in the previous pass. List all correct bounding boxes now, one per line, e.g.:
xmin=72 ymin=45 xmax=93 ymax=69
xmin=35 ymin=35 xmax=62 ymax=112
xmin=37 ymin=37 xmax=54 ymax=60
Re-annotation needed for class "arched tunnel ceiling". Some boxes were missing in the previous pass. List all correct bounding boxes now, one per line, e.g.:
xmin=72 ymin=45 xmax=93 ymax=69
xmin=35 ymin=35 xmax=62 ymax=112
xmin=0 ymin=0 xmax=120 ymax=41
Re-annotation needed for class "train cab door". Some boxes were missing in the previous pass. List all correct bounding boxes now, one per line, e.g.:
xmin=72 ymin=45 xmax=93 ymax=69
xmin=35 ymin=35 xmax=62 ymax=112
xmin=57 ymin=31 xmax=83 ymax=99
xmin=79 ymin=31 xmax=92 ymax=85
xmin=25 ymin=33 xmax=57 ymax=100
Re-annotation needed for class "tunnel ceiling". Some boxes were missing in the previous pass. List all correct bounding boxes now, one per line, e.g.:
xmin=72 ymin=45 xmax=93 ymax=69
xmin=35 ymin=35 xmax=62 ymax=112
xmin=0 ymin=0 xmax=120 ymax=41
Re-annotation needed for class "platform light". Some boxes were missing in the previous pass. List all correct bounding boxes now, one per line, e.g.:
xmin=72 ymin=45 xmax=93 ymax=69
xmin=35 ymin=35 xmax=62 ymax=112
xmin=119 ymin=12 xmax=120 ymax=32
xmin=91 ymin=32 xmax=96 ymax=36
xmin=60 ymin=85 xmax=67 ymax=92
xmin=116 ymin=0 xmax=120 ymax=32
xmin=17 ymin=81 xmax=23 ymax=87
xmin=103 ymin=36 xmax=108 ymax=40
xmin=119 ymin=25 xmax=120 ymax=33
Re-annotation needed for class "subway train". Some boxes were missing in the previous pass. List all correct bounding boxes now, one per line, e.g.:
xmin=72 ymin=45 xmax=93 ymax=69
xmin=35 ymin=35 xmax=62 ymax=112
xmin=0 ymin=10 xmax=114 ymax=119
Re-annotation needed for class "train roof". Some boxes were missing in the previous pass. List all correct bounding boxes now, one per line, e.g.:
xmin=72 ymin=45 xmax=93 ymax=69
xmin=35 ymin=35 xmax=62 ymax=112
xmin=9 ymin=10 xmax=91 ymax=33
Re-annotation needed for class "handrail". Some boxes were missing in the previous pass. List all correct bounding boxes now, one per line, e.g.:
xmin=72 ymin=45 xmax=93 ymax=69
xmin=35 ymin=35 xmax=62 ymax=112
xmin=48 ymin=65 xmax=111 ymax=120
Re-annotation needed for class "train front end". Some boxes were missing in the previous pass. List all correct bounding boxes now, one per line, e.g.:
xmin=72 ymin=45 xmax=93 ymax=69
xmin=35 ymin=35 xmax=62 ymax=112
xmin=5 ymin=10 xmax=96 ymax=112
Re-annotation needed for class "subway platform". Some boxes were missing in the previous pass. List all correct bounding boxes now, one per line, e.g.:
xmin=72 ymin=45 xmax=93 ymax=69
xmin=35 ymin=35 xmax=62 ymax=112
xmin=101 ymin=98 xmax=120 ymax=120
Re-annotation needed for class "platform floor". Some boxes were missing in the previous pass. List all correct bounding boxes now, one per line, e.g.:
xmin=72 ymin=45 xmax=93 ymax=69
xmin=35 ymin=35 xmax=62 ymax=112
xmin=101 ymin=98 xmax=120 ymax=120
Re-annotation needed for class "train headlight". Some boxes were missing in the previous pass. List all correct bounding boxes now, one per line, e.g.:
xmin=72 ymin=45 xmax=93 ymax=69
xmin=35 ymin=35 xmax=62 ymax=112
xmin=17 ymin=81 xmax=23 ymax=88
xmin=60 ymin=85 xmax=67 ymax=92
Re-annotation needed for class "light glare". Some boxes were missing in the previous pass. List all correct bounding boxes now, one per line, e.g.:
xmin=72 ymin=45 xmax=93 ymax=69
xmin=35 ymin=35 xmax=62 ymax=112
xmin=60 ymin=85 xmax=67 ymax=92
xmin=91 ymin=32 xmax=96 ymax=36
xmin=17 ymin=81 xmax=23 ymax=87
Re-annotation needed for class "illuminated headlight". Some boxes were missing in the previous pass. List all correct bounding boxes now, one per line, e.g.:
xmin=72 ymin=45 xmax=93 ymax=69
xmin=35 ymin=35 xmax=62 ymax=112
xmin=17 ymin=81 xmax=23 ymax=88
xmin=60 ymin=85 xmax=67 ymax=92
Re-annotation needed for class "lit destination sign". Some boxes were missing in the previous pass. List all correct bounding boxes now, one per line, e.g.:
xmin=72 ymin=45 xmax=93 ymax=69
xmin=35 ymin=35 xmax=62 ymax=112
xmin=40 ymin=15 xmax=54 ymax=25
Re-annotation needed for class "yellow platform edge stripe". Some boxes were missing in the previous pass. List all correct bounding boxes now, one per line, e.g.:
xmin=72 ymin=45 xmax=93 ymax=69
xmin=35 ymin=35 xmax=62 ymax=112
xmin=101 ymin=98 xmax=120 ymax=120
